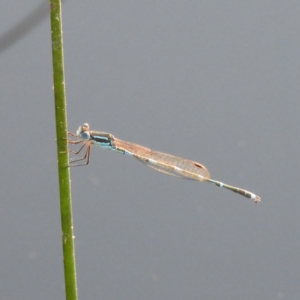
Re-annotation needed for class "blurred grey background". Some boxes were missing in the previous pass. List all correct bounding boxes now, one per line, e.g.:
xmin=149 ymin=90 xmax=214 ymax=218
xmin=0 ymin=1 xmax=299 ymax=299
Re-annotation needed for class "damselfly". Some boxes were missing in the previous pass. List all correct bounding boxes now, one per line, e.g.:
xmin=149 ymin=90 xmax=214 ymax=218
xmin=68 ymin=123 xmax=260 ymax=203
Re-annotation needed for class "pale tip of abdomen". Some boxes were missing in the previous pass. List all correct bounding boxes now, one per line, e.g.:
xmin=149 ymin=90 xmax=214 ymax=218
xmin=252 ymin=194 xmax=261 ymax=203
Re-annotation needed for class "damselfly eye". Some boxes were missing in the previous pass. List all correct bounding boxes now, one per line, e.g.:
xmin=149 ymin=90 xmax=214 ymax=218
xmin=81 ymin=131 xmax=90 ymax=140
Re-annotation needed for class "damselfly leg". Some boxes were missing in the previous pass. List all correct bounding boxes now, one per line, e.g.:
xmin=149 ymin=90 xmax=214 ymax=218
xmin=68 ymin=132 xmax=91 ymax=166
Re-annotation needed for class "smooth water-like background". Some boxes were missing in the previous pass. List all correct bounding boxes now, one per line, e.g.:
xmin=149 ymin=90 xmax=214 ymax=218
xmin=1 ymin=1 xmax=299 ymax=299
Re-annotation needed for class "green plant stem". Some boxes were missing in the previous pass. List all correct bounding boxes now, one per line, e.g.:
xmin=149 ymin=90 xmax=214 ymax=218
xmin=50 ymin=1 xmax=78 ymax=299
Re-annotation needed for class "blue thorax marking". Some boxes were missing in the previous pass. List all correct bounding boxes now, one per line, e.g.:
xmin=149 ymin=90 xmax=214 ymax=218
xmin=91 ymin=133 xmax=115 ymax=150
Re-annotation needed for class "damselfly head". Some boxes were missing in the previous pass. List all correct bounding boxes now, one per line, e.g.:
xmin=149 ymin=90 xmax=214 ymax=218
xmin=76 ymin=123 xmax=90 ymax=139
